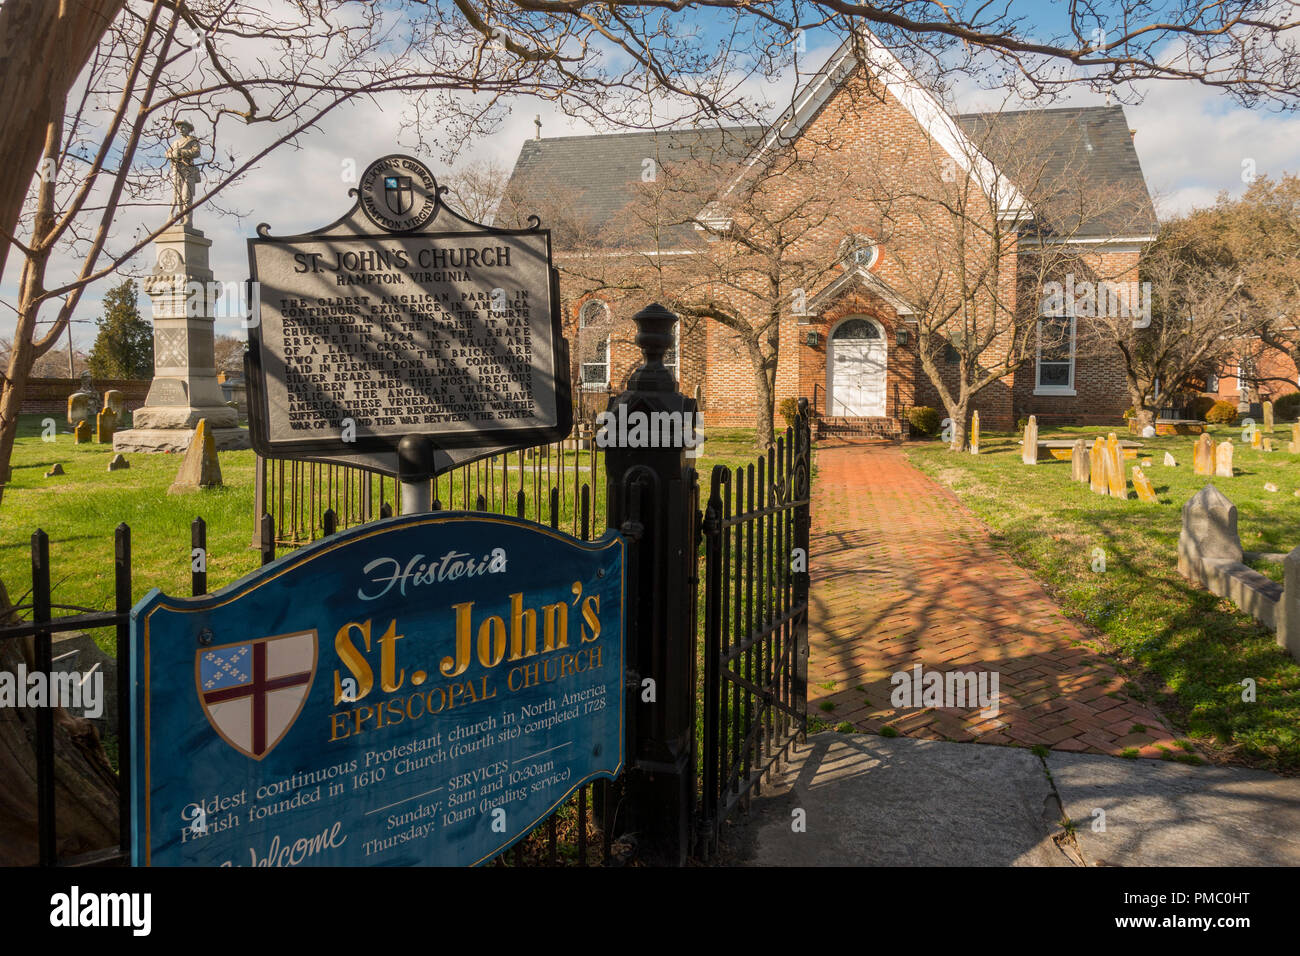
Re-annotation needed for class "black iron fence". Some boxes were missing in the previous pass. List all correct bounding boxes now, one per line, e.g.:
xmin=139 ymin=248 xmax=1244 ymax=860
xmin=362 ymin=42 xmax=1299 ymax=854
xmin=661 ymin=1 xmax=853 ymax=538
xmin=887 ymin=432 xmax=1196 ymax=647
xmin=699 ymin=411 xmax=811 ymax=859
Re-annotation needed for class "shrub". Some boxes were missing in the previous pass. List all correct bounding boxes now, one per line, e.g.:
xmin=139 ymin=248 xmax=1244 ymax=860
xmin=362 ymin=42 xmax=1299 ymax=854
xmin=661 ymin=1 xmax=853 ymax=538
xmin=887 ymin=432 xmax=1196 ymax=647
xmin=1016 ymin=416 xmax=1029 ymax=431
xmin=1122 ymin=406 xmax=1136 ymax=419
xmin=778 ymin=397 xmax=801 ymax=429
xmin=906 ymin=405 xmax=942 ymax=437
xmin=1205 ymin=400 xmax=1238 ymax=425
xmin=1274 ymin=392 xmax=1300 ymax=422
xmin=1186 ymin=394 xmax=1217 ymax=421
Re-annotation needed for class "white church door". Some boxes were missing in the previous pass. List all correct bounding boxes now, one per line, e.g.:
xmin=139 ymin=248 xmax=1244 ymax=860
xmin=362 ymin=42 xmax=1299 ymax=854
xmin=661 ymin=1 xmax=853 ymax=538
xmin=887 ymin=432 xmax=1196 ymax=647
xmin=827 ymin=318 xmax=887 ymax=417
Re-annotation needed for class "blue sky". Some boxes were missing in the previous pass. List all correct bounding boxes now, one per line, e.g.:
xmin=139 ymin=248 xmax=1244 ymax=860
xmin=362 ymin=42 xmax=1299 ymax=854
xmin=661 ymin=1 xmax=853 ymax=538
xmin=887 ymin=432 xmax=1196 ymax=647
xmin=4 ymin=12 xmax=1298 ymax=350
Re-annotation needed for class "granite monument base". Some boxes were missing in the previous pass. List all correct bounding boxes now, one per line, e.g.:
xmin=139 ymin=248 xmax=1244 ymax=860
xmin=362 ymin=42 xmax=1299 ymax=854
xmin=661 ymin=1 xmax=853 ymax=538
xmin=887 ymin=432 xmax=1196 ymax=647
xmin=112 ymin=426 xmax=251 ymax=454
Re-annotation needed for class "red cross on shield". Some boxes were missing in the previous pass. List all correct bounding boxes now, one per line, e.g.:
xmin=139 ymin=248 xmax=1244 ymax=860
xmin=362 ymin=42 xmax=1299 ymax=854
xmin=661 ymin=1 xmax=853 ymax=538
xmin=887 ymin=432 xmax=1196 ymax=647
xmin=195 ymin=631 xmax=317 ymax=760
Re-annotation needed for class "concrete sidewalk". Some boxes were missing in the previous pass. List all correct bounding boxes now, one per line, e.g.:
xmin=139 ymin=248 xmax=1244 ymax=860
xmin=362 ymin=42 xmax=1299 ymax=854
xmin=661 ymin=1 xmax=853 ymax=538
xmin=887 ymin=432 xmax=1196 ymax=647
xmin=731 ymin=733 xmax=1300 ymax=866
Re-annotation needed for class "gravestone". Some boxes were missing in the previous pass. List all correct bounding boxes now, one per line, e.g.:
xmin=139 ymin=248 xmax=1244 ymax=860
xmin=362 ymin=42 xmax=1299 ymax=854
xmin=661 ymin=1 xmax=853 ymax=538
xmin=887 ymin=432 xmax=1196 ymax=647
xmin=1216 ymin=441 xmax=1234 ymax=478
xmin=1265 ymin=400 xmax=1274 ymax=431
xmin=1264 ymin=437 xmax=1273 ymax=452
xmin=1291 ymin=422 xmax=1300 ymax=454
xmin=95 ymin=407 xmax=115 ymax=444
xmin=107 ymin=453 xmax=129 ymax=471
xmin=1164 ymin=451 xmax=1177 ymax=467
xmin=66 ymin=371 xmax=99 ymax=428
xmin=1141 ymin=458 xmax=1153 ymax=467
xmin=1089 ymin=436 xmax=1106 ymax=494
xmin=1193 ymin=433 xmax=1214 ymax=475
xmin=1252 ymin=427 xmax=1262 ymax=449
xmin=114 ymin=121 xmax=250 ymax=455
xmin=1021 ymin=415 xmax=1038 ymax=464
xmin=1070 ymin=437 xmax=1089 ymax=482
xmin=970 ymin=411 xmax=980 ymax=455
xmin=1265 ymin=482 xmax=1279 ymax=493
xmin=44 ymin=463 xmax=64 ymax=477
xmin=73 ymin=420 xmax=90 ymax=444
xmin=103 ymin=389 xmax=124 ymax=417
xmin=1132 ymin=466 xmax=1157 ymax=503
xmin=168 ymin=418 xmax=222 ymax=493
xmin=1106 ymin=433 xmax=1127 ymax=500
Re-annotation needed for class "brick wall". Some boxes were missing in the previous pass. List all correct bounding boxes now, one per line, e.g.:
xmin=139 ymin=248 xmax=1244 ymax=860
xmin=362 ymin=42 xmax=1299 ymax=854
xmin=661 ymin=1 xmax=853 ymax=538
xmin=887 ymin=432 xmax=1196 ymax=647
xmin=21 ymin=378 xmax=151 ymax=416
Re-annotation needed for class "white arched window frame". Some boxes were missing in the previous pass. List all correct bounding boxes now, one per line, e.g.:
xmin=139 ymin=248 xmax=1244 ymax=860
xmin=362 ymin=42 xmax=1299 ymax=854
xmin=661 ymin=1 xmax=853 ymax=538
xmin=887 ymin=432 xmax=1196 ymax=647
xmin=579 ymin=300 xmax=611 ymax=390
xmin=1035 ymin=299 xmax=1076 ymax=396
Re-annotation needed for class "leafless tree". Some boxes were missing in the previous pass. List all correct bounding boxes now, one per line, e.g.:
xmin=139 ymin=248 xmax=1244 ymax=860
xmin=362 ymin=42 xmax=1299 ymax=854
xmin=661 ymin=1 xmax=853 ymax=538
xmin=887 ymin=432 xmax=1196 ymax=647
xmin=851 ymin=104 xmax=1153 ymax=450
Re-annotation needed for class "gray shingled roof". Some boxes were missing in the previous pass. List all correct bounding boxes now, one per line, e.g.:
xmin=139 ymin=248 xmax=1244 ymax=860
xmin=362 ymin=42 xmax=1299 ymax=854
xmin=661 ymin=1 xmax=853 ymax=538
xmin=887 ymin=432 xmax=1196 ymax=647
xmin=504 ymin=105 xmax=1156 ymax=245
xmin=954 ymin=105 xmax=1158 ymax=238
xmin=502 ymin=126 xmax=764 ymax=245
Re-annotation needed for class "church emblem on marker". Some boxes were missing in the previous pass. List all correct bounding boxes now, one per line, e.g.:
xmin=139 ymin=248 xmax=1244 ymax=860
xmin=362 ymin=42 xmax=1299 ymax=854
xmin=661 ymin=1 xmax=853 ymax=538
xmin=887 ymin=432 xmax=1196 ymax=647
xmin=195 ymin=631 xmax=317 ymax=760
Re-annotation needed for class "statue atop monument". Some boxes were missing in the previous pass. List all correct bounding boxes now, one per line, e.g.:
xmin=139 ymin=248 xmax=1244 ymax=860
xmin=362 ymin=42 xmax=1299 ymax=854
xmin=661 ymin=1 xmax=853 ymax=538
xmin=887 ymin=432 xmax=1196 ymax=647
xmin=165 ymin=120 xmax=202 ymax=226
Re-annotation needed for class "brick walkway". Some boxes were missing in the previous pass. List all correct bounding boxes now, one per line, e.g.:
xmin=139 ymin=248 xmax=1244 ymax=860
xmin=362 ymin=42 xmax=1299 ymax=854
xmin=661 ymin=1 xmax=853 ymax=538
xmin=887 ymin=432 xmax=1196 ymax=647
xmin=808 ymin=444 xmax=1181 ymax=758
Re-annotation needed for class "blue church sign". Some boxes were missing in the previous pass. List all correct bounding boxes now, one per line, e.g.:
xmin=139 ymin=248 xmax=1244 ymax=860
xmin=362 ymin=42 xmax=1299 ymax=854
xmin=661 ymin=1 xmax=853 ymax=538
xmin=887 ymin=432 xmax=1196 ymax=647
xmin=129 ymin=513 xmax=625 ymax=866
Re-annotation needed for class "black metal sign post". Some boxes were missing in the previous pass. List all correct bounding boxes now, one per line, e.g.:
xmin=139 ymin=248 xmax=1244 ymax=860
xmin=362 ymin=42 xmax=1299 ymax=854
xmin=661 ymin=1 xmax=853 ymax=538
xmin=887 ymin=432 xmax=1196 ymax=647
xmin=245 ymin=154 xmax=572 ymax=505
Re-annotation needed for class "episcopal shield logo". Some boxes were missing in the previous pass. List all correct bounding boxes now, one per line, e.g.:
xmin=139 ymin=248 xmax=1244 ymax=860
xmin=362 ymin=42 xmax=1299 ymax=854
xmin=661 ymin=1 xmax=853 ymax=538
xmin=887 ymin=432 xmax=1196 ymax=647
xmin=195 ymin=631 xmax=317 ymax=760
xmin=383 ymin=175 xmax=413 ymax=215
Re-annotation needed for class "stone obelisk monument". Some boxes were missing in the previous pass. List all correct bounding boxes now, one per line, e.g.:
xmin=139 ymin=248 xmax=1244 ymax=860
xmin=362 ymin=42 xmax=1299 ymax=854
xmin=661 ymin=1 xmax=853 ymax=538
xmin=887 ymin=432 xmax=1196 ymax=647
xmin=114 ymin=120 xmax=250 ymax=453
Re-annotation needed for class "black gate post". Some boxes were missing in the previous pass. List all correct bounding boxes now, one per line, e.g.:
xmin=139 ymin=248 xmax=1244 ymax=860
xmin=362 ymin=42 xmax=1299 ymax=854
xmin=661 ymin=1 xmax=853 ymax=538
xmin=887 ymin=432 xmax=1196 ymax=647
xmin=604 ymin=303 xmax=698 ymax=865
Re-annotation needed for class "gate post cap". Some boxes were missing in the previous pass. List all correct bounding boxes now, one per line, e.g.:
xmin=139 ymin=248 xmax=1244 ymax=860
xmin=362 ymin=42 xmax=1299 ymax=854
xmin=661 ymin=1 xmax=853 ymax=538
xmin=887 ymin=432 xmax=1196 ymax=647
xmin=397 ymin=434 xmax=435 ymax=482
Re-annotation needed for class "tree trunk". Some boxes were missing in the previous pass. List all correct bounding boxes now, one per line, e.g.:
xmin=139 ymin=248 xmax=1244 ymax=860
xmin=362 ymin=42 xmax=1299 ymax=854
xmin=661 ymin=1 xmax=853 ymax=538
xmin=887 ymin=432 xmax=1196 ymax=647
xmin=945 ymin=400 xmax=970 ymax=452
xmin=0 ymin=580 xmax=120 ymax=866
xmin=754 ymin=366 xmax=776 ymax=449
xmin=0 ymin=0 xmax=125 ymax=286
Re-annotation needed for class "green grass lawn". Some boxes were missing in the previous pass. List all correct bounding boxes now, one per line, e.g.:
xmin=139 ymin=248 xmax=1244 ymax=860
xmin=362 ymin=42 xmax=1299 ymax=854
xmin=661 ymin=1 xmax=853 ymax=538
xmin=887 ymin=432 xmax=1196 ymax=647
xmin=0 ymin=414 xmax=763 ymax=654
xmin=907 ymin=421 xmax=1300 ymax=771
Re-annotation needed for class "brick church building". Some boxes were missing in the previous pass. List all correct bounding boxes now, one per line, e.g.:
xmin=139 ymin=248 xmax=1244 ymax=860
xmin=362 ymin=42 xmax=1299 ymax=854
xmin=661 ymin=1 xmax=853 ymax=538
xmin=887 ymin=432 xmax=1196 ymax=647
xmin=504 ymin=30 xmax=1159 ymax=437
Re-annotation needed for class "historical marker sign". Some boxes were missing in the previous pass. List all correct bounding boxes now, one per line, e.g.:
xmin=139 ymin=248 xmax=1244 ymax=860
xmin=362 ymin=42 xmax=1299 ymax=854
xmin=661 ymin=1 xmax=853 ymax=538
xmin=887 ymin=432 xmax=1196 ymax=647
xmin=246 ymin=155 xmax=571 ymax=476
xmin=130 ymin=513 xmax=624 ymax=866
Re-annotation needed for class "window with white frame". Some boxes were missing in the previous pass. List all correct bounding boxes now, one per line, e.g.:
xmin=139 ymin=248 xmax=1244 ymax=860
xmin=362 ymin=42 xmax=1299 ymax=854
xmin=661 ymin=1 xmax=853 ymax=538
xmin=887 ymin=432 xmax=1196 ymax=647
xmin=581 ymin=336 xmax=610 ymax=389
xmin=578 ymin=299 xmax=611 ymax=389
xmin=1035 ymin=312 xmax=1075 ymax=394
xmin=663 ymin=321 xmax=680 ymax=383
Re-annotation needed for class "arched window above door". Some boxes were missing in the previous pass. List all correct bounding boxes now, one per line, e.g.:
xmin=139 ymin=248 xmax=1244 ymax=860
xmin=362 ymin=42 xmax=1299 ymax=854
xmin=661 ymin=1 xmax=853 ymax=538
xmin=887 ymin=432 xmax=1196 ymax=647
xmin=832 ymin=318 xmax=881 ymax=340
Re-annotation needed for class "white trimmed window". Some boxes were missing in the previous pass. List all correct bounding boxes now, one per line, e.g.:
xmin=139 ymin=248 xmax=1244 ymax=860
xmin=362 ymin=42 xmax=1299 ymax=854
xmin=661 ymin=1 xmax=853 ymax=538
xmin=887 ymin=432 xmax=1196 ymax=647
xmin=1035 ymin=313 xmax=1076 ymax=395
xmin=579 ymin=299 xmax=611 ymax=390
xmin=664 ymin=320 xmax=680 ymax=382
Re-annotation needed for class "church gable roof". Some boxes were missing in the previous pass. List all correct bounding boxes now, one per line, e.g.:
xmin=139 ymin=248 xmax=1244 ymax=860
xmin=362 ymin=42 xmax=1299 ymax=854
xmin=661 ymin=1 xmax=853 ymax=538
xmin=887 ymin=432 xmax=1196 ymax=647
xmin=504 ymin=32 xmax=1157 ymax=247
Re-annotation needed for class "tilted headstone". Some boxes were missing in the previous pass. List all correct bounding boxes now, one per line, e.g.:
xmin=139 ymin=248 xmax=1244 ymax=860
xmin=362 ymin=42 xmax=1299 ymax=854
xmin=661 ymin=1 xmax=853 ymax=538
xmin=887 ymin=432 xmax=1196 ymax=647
xmin=1132 ymin=466 xmax=1157 ymax=503
xmin=74 ymin=420 xmax=91 ymax=444
xmin=1193 ymin=433 xmax=1214 ymax=475
xmin=1106 ymin=433 xmax=1127 ymax=500
xmin=1089 ymin=436 xmax=1106 ymax=494
xmin=107 ymin=453 xmax=129 ymax=472
xmin=168 ymin=418 xmax=223 ymax=493
xmin=44 ymin=463 xmax=64 ymax=477
xmin=1070 ymin=437 xmax=1089 ymax=482
xmin=95 ymin=407 xmax=116 ymax=444
xmin=1264 ymin=400 xmax=1274 ymax=431
xmin=1164 ymin=451 xmax=1177 ymax=467
xmin=1178 ymin=484 xmax=1242 ymax=580
xmin=970 ymin=411 xmax=980 ymax=455
xmin=1216 ymin=440 xmax=1234 ymax=478
xmin=1021 ymin=415 xmax=1038 ymax=465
